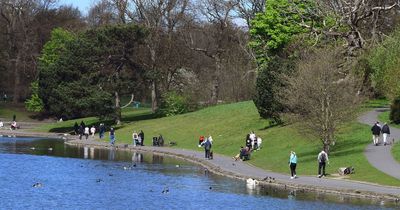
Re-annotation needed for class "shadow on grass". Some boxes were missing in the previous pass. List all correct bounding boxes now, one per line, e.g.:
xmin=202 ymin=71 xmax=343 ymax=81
xmin=48 ymin=112 xmax=159 ymax=133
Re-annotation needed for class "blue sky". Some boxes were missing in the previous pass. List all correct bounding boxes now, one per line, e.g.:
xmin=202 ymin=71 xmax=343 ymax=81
xmin=58 ymin=0 xmax=98 ymax=14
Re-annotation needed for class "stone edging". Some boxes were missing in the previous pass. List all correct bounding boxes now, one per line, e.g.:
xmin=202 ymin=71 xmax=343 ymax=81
xmin=64 ymin=139 xmax=400 ymax=203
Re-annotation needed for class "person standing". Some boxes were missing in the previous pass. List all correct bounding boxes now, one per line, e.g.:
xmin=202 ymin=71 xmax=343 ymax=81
xmin=201 ymin=138 xmax=212 ymax=159
xmin=78 ymin=125 xmax=84 ymax=140
xmin=132 ymin=131 xmax=139 ymax=146
xmin=73 ymin=122 xmax=79 ymax=135
xmin=84 ymin=126 xmax=90 ymax=140
xmin=110 ymin=128 xmax=115 ymax=145
xmin=381 ymin=122 xmax=390 ymax=146
xmin=90 ymin=126 xmax=96 ymax=138
xmin=317 ymin=150 xmax=329 ymax=178
xmin=249 ymin=131 xmax=256 ymax=149
xmin=139 ymin=130 xmax=144 ymax=146
xmin=99 ymin=123 xmax=105 ymax=139
xmin=371 ymin=121 xmax=382 ymax=146
xmin=289 ymin=151 xmax=297 ymax=179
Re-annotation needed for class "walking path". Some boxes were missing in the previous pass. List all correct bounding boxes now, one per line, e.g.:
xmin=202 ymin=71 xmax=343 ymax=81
xmin=64 ymin=138 xmax=400 ymax=201
xmin=358 ymin=108 xmax=400 ymax=179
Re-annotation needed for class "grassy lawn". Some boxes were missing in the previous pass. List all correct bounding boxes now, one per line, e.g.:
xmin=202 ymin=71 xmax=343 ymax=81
xmin=110 ymin=101 xmax=400 ymax=186
xmin=10 ymin=100 xmax=400 ymax=186
xmin=392 ymin=142 xmax=400 ymax=164
xmin=0 ymin=103 xmax=37 ymax=122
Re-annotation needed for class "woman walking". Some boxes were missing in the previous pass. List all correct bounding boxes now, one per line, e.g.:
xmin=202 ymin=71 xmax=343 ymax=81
xmin=289 ymin=151 xmax=297 ymax=179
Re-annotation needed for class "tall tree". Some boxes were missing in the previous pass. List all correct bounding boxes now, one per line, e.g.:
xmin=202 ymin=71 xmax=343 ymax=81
xmin=284 ymin=48 xmax=361 ymax=153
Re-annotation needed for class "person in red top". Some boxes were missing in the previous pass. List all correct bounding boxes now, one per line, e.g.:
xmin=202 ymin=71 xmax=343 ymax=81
xmin=198 ymin=136 xmax=205 ymax=147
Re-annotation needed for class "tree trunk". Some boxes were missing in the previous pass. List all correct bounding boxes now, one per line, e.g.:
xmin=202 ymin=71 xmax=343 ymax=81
xmin=12 ymin=54 xmax=21 ymax=104
xmin=151 ymin=80 xmax=158 ymax=112
xmin=114 ymin=91 xmax=121 ymax=125
xmin=210 ymin=55 xmax=221 ymax=105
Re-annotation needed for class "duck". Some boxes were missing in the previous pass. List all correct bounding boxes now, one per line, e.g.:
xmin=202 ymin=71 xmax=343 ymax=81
xmin=30 ymin=147 xmax=35 ymax=150
xmin=162 ymin=187 xmax=169 ymax=194
xmin=246 ymin=178 xmax=259 ymax=186
xmin=32 ymin=182 xmax=43 ymax=188
xmin=48 ymin=148 xmax=53 ymax=151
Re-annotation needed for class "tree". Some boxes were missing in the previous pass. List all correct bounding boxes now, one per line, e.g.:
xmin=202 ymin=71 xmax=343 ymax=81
xmin=250 ymin=0 xmax=318 ymax=122
xmin=38 ymin=25 xmax=147 ymax=122
xmin=284 ymin=48 xmax=361 ymax=153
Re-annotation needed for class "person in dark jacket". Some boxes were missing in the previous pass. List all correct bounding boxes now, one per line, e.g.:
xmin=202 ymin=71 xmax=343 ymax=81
xmin=73 ymin=122 xmax=79 ymax=135
xmin=201 ymin=138 xmax=212 ymax=159
xmin=371 ymin=121 xmax=381 ymax=146
xmin=381 ymin=122 xmax=390 ymax=146
xmin=139 ymin=130 xmax=144 ymax=146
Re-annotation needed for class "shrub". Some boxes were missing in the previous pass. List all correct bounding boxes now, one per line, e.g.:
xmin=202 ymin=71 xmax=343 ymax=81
xmin=390 ymin=98 xmax=400 ymax=124
xmin=158 ymin=91 xmax=189 ymax=117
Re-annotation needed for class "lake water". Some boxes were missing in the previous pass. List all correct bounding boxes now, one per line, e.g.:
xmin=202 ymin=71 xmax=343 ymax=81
xmin=0 ymin=136 xmax=395 ymax=209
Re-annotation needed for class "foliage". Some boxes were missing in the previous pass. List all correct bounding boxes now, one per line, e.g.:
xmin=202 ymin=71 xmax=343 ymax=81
xmin=369 ymin=28 xmax=400 ymax=100
xmin=250 ymin=0 xmax=318 ymax=121
xmin=24 ymin=81 xmax=44 ymax=112
xmin=158 ymin=91 xmax=190 ymax=117
xmin=390 ymin=98 xmax=400 ymax=124
xmin=38 ymin=25 xmax=147 ymax=119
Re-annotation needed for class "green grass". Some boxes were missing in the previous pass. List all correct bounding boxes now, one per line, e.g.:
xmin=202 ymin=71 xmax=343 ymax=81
xmin=18 ymin=100 xmax=400 ymax=186
xmin=0 ymin=103 xmax=37 ymax=121
xmin=392 ymin=142 xmax=400 ymax=164
xmin=112 ymin=101 xmax=400 ymax=186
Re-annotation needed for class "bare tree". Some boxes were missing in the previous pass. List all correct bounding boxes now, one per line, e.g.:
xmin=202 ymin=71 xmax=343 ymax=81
xmin=311 ymin=0 xmax=400 ymax=55
xmin=284 ymin=48 xmax=361 ymax=153
xmin=233 ymin=0 xmax=265 ymax=27
xmin=87 ymin=0 xmax=119 ymax=27
xmin=185 ymin=0 xmax=238 ymax=105
xmin=126 ymin=0 xmax=190 ymax=112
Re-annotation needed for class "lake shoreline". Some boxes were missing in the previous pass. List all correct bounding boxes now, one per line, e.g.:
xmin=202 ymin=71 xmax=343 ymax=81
xmin=63 ymin=137 xmax=400 ymax=203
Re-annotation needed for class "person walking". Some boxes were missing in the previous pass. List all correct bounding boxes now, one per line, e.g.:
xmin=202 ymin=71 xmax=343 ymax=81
xmin=109 ymin=128 xmax=115 ymax=145
xmin=78 ymin=125 xmax=84 ymax=140
xmin=289 ymin=151 xmax=297 ymax=179
xmin=317 ymin=150 xmax=329 ymax=178
xmin=73 ymin=122 xmax=79 ymax=135
xmin=381 ymin=122 xmax=390 ymax=146
xmin=371 ymin=121 xmax=382 ymax=146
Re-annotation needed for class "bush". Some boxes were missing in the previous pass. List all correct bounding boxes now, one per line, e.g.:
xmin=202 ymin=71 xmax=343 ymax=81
xmin=158 ymin=91 xmax=190 ymax=117
xmin=25 ymin=81 xmax=44 ymax=112
xmin=390 ymin=98 xmax=400 ymax=124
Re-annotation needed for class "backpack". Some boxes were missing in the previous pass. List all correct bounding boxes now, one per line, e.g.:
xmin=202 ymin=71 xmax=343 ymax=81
xmin=320 ymin=153 xmax=326 ymax=162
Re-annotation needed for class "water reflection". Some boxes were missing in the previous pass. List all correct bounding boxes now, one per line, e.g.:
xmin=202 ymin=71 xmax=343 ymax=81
xmin=0 ymin=136 xmax=397 ymax=209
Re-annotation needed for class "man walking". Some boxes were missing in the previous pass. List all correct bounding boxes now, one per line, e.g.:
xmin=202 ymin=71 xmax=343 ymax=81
xmin=371 ymin=121 xmax=382 ymax=146
xmin=382 ymin=122 xmax=390 ymax=146
xmin=317 ymin=150 xmax=329 ymax=178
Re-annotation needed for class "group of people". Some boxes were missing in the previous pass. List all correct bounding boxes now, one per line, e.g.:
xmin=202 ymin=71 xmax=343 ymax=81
xmin=132 ymin=130 xmax=145 ymax=146
xmin=371 ymin=121 xmax=391 ymax=146
xmin=74 ymin=121 xmax=104 ymax=140
xmin=233 ymin=131 xmax=263 ymax=161
xmin=199 ymin=135 xmax=213 ymax=159
xmin=288 ymin=149 xmax=329 ymax=179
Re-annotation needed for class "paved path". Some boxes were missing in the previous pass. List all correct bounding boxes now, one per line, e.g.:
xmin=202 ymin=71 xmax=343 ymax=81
xmin=65 ymin=138 xmax=400 ymax=200
xmin=358 ymin=108 xmax=400 ymax=179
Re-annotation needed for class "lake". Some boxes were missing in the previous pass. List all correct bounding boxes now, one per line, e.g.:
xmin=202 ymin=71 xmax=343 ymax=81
xmin=0 ymin=136 xmax=395 ymax=209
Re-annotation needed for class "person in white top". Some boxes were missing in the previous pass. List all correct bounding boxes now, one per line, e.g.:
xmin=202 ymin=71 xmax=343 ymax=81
xmin=84 ymin=127 xmax=90 ymax=140
xmin=132 ymin=131 xmax=139 ymax=146
xmin=249 ymin=131 xmax=256 ymax=149
xmin=0 ymin=120 xmax=3 ymax=128
xmin=90 ymin=126 xmax=96 ymax=137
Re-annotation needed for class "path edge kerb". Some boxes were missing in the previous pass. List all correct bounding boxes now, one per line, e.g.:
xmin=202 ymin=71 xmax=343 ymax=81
xmin=65 ymin=140 xmax=400 ymax=202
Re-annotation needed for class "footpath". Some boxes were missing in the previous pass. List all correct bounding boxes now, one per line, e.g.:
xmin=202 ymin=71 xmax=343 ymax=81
xmin=358 ymin=108 xmax=400 ymax=179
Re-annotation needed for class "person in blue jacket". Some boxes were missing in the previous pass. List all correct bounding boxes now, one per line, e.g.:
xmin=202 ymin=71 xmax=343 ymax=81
xmin=289 ymin=151 xmax=297 ymax=179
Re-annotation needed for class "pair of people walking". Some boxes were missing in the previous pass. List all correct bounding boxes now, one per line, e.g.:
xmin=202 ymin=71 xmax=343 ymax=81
xmin=287 ymin=149 xmax=329 ymax=179
xmin=371 ymin=121 xmax=390 ymax=146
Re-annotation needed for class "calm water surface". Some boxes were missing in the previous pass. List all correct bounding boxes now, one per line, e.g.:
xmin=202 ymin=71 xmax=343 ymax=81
xmin=0 ymin=136 xmax=396 ymax=209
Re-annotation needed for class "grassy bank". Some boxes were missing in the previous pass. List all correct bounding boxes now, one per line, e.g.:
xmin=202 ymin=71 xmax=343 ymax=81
xmin=31 ymin=101 xmax=400 ymax=186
